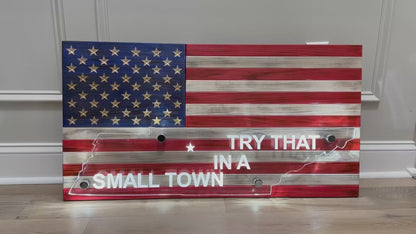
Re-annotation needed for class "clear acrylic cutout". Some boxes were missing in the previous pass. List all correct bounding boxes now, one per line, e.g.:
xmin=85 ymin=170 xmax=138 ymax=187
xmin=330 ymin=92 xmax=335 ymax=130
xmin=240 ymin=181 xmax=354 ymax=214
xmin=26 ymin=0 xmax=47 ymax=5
xmin=68 ymin=128 xmax=358 ymax=197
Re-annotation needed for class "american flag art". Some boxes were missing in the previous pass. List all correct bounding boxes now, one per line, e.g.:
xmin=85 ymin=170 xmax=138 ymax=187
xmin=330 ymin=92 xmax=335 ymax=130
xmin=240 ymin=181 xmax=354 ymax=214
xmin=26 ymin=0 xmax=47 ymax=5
xmin=62 ymin=42 xmax=361 ymax=200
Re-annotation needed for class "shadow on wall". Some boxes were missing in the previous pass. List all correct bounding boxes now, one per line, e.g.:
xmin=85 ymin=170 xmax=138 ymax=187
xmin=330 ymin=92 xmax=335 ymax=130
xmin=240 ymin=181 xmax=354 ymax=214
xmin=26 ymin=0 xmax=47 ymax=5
xmin=414 ymin=122 xmax=416 ymax=142
xmin=414 ymin=122 xmax=416 ymax=168
xmin=361 ymin=101 xmax=380 ymax=111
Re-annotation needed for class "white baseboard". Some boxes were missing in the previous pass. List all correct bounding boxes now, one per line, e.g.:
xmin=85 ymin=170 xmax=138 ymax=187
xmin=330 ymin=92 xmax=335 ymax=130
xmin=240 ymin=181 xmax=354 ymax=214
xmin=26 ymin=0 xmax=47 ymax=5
xmin=360 ymin=171 xmax=411 ymax=178
xmin=0 ymin=143 xmax=62 ymax=154
xmin=0 ymin=141 xmax=414 ymax=184
xmin=0 ymin=90 xmax=62 ymax=102
xmin=0 ymin=177 xmax=62 ymax=185
xmin=361 ymin=140 xmax=416 ymax=151
xmin=360 ymin=141 xmax=415 ymax=179
xmin=0 ymin=144 xmax=62 ymax=184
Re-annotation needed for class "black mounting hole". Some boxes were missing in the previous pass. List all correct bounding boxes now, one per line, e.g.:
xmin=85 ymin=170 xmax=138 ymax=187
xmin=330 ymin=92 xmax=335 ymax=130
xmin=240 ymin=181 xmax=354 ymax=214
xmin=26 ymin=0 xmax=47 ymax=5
xmin=326 ymin=135 xmax=336 ymax=143
xmin=79 ymin=180 xmax=90 ymax=189
xmin=253 ymin=178 xmax=263 ymax=188
xmin=157 ymin=135 xmax=166 ymax=143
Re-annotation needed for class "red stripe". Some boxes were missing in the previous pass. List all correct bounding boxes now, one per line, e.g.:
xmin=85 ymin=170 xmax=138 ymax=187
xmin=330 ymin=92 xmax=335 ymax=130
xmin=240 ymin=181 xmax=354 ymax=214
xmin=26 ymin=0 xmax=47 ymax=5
xmin=186 ymin=45 xmax=362 ymax=57
xmin=63 ymin=185 xmax=358 ymax=200
xmin=186 ymin=92 xmax=361 ymax=104
xmin=186 ymin=116 xmax=360 ymax=128
xmin=186 ymin=68 xmax=361 ymax=80
xmin=63 ymin=162 xmax=359 ymax=176
xmin=270 ymin=184 xmax=359 ymax=197
xmin=64 ymin=186 xmax=271 ymax=196
xmin=62 ymin=138 xmax=359 ymax=152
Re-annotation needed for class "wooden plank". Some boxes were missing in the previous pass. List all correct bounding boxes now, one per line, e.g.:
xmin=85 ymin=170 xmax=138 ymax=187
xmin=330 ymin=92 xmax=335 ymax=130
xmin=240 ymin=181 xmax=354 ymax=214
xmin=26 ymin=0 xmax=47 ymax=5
xmin=187 ymin=56 xmax=362 ymax=68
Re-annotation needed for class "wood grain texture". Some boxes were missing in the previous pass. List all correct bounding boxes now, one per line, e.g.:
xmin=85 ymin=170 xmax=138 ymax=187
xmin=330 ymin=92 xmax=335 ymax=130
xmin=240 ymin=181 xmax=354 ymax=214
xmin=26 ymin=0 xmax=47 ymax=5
xmin=1 ymin=178 xmax=416 ymax=234
xmin=63 ymin=174 xmax=359 ymax=189
xmin=62 ymin=43 xmax=362 ymax=199
xmin=186 ymin=92 xmax=362 ymax=104
xmin=186 ymin=68 xmax=362 ymax=80
xmin=63 ymin=138 xmax=360 ymax=152
xmin=185 ymin=116 xmax=361 ymax=127
xmin=63 ymin=127 xmax=359 ymax=140
xmin=186 ymin=45 xmax=362 ymax=56
xmin=63 ymin=151 xmax=360 ymax=164
xmin=186 ymin=104 xmax=361 ymax=116
xmin=63 ymin=162 xmax=359 ymax=176
xmin=186 ymin=56 xmax=362 ymax=68
xmin=186 ymin=80 xmax=361 ymax=92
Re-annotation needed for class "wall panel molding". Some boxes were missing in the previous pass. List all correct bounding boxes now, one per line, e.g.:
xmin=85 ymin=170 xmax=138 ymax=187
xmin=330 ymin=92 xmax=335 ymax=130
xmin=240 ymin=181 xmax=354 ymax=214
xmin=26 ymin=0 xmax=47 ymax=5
xmin=365 ymin=0 xmax=395 ymax=102
xmin=0 ymin=91 xmax=62 ymax=102
xmin=51 ymin=0 xmax=66 ymax=81
xmin=0 ymin=142 xmax=62 ymax=154
xmin=0 ymin=0 xmax=66 ymax=102
xmin=0 ymin=1 xmax=65 ymax=100
xmin=361 ymin=91 xmax=380 ymax=102
xmin=361 ymin=140 xmax=416 ymax=151
xmin=0 ymin=177 xmax=62 ymax=185
xmin=360 ymin=171 xmax=410 ymax=178
xmin=95 ymin=0 xmax=110 ymax=41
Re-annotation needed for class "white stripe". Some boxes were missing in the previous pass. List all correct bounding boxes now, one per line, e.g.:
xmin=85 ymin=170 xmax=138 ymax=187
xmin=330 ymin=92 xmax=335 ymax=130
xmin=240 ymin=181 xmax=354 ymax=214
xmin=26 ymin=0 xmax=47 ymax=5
xmin=186 ymin=80 xmax=361 ymax=92
xmin=63 ymin=127 xmax=360 ymax=140
xmin=186 ymin=56 xmax=362 ymax=68
xmin=186 ymin=104 xmax=361 ymax=116
xmin=63 ymin=151 xmax=360 ymax=164
xmin=63 ymin=174 xmax=359 ymax=189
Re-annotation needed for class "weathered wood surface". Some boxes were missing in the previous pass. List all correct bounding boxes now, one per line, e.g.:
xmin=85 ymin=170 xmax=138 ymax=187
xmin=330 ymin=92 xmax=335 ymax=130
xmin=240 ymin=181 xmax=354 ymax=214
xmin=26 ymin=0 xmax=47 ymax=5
xmin=62 ymin=43 xmax=362 ymax=199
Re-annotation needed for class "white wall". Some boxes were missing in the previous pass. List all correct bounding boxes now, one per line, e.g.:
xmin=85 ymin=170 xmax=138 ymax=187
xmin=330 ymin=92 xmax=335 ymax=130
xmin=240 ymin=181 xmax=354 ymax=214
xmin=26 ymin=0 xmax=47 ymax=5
xmin=0 ymin=0 xmax=415 ymax=183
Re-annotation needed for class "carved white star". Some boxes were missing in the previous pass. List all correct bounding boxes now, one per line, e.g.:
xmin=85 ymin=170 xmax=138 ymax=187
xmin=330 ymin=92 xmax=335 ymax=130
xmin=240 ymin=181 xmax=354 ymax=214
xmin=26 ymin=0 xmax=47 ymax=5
xmin=78 ymin=56 xmax=87 ymax=65
xmin=173 ymin=66 xmax=182 ymax=74
xmin=173 ymin=49 xmax=182 ymax=57
xmin=152 ymin=48 xmax=161 ymax=57
xmin=88 ymin=46 xmax=98 ymax=55
xmin=131 ymin=47 xmax=141 ymax=57
xmin=131 ymin=116 xmax=141 ymax=125
xmin=110 ymin=46 xmax=120 ymax=56
xmin=186 ymin=143 xmax=195 ymax=152
xmin=98 ymin=56 xmax=109 ymax=65
xmin=163 ymin=58 xmax=172 ymax=67
xmin=68 ymin=116 xmax=77 ymax=125
xmin=89 ymin=64 xmax=98 ymax=73
xmin=142 ymin=57 xmax=151 ymax=66
xmin=66 ymin=63 xmax=76 ymax=72
xmin=99 ymin=56 xmax=109 ymax=65
xmin=152 ymin=65 xmax=161 ymax=74
xmin=66 ymin=45 xmax=76 ymax=55
xmin=131 ymin=65 xmax=141 ymax=74
xmin=78 ymin=73 xmax=88 ymax=82
xmin=121 ymin=56 xmax=131 ymax=66
xmin=111 ymin=116 xmax=120 ymax=125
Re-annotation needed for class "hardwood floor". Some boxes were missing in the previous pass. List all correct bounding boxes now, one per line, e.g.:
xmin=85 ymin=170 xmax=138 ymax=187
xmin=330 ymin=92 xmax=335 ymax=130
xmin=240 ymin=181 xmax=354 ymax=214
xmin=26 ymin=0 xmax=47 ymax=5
xmin=0 ymin=178 xmax=415 ymax=234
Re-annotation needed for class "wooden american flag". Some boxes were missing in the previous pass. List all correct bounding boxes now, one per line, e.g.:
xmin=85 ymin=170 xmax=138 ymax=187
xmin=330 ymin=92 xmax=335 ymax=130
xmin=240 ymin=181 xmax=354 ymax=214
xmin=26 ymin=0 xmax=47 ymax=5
xmin=62 ymin=42 xmax=361 ymax=200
